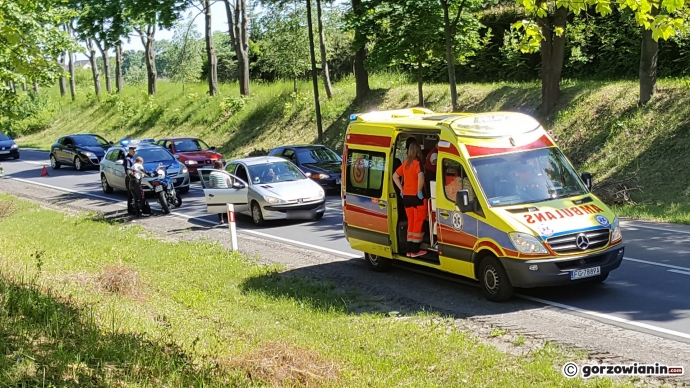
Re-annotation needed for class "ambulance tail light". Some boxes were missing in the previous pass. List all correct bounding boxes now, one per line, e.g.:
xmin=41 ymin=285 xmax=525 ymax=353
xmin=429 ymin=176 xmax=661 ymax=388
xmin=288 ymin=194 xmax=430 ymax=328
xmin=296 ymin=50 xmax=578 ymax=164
xmin=610 ymin=217 xmax=622 ymax=243
xmin=509 ymin=232 xmax=548 ymax=254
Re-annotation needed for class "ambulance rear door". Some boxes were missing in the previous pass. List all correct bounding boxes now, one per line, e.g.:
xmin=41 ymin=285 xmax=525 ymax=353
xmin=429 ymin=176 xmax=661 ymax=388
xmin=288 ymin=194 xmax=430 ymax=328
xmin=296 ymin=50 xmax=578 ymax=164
xmin=343 ymin=131 xmax=393 ymax=258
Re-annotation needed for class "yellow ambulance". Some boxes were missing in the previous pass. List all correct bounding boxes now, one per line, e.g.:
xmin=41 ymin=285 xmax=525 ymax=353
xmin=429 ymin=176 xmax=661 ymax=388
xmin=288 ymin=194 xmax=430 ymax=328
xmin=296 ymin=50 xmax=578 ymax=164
xmin=341 ymin=108 xmax=624 ymax=301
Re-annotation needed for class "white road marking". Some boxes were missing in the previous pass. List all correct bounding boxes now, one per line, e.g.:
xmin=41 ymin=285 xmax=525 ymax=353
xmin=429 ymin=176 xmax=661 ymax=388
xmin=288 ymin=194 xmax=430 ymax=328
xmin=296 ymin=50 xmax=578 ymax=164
xmin=23 ymin=161 xmax=50 ymax=165
xmin=517 ymin=294 xmax=690 ymax=341
xmin=623 ymin=256 xmax=690 ymax=272
xmin=6 ymin=175 xmax=690 ymax=341
xmin=668 ymin=269 xmax=690 ymax=276
xmin=622 ymin=222 xmax=690 ymax=235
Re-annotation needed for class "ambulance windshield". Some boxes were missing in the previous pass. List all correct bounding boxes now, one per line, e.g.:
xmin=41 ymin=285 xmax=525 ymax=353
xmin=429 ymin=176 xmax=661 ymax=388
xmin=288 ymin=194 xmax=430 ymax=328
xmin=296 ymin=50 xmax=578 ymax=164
xmin=469 ymin=147 xmax=588 ymax=207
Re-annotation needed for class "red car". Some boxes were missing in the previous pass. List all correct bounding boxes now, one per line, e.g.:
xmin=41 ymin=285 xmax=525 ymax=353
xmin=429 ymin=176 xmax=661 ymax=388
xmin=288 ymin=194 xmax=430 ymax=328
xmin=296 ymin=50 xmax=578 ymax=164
xmin=155 ymin=137 xmax=225 ymax=177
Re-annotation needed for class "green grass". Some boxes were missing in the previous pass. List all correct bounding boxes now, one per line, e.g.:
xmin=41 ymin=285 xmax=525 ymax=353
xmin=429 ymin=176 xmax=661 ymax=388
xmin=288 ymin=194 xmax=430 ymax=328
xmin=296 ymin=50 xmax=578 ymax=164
xmin=0 ymin=194 xmax=637 ymax=387
xmin=12 ymin=74 xmax=690 ymax=223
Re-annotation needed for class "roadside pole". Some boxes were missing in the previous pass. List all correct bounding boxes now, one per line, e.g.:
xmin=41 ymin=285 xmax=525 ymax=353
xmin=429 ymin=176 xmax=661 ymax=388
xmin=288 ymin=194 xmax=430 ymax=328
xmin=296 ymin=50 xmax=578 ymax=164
xmin=227 ymin=203 xmax=238 ymax=251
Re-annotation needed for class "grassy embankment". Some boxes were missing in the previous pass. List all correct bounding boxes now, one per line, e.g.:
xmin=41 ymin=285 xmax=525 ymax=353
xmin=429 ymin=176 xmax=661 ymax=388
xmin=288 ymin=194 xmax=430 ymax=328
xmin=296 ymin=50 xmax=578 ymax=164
xmin=16 ymin=74 xmax=690 ymax=223
xmin=0 ymin=194 xmax=641 ymax=387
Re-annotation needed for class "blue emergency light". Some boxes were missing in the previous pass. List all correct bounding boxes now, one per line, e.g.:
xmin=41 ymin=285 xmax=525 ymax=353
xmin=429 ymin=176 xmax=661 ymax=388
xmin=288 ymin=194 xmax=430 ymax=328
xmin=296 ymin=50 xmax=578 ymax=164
xmin=349 ymin=113 xmax=359 ymax=121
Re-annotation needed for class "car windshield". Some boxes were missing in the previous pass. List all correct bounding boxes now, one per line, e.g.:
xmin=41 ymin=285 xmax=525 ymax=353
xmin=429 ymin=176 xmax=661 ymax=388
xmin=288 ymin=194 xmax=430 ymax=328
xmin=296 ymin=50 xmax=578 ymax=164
xmin=135 ymin=148 xmax=175 ymax=164
xmin=247 ymin=161 xmax=306 ymax=184
xmin=297 ymin=147 xmax=341 ymax=164
xmin=174 ymin=139 xmax=210 ymax=152
xmin=469 ymin=147 xmax=588 ymax=207
xmin=0 ymin=133 xmax=10 ymax=141
xmin=73 ymin=135 xmax=109 ymax=147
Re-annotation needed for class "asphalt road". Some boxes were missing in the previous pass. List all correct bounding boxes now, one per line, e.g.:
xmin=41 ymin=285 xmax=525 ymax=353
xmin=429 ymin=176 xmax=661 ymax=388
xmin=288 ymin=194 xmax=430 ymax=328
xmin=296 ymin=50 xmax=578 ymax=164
xmin=3 ymin=149 xmax=690 ymax=345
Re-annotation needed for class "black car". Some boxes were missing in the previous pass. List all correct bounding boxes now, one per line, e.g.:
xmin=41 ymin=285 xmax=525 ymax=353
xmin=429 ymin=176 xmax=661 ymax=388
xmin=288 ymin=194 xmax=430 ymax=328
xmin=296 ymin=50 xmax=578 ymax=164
xmin=50 ymin=134 xmax=113 ymax=171
xmin=0 ymin=132 xmax=19 ymax=160
xmin=268 ymin=144 xmax=342 ymax=190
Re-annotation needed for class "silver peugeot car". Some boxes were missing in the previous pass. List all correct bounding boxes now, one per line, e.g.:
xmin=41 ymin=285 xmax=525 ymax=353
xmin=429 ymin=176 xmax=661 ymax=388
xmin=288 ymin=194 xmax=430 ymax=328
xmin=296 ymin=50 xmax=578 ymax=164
xmin=100 ymin=140 xmax=191 ymax=195
xmin=198 ymin=156 xmax=326 ymax=225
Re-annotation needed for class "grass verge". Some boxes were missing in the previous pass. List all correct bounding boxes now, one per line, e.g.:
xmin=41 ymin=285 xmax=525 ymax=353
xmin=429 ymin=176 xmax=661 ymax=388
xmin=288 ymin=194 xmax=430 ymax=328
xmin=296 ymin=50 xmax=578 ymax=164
xmin=0 ymin=193 xmax=639 ymax=387
xmin=12 ymin=75 xmax=690 ymax=224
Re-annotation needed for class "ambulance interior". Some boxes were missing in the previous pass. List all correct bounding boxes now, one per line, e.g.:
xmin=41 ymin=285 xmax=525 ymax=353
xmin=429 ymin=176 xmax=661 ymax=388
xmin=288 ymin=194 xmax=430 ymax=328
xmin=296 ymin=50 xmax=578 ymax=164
xmin=392 ymin=132 xmax=441 ymax=263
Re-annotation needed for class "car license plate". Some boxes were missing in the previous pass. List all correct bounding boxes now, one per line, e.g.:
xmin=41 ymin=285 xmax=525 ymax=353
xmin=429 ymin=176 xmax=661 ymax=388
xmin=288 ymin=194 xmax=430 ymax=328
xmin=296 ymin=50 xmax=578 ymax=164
xmin=154 ymin=185 xmax=163 ymax=193
xmin=571 ymin=266 xmax=601 ymax=280
xmin=0 ymin=151 xmax=9 ymax=154
xmin=336 ymin=179 xmax=341 ymax=184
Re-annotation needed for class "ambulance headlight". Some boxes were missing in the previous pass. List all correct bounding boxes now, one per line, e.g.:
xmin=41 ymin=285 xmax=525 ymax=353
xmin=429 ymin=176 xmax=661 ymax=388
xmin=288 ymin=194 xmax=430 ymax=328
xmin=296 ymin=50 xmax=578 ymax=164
xmin=509 ymin=232 xmax=548 ymax=254
xmin=611 ymin=217 xmax=622 ymax=243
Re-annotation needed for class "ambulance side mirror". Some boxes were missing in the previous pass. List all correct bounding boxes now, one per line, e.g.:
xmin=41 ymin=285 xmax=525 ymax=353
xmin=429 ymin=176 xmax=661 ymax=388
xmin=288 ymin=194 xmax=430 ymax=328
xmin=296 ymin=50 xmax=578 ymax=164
xmin=455 ymin=190 xmax=472 ymax=213
xmin=581 ymin=172 xmax=593 ymax=191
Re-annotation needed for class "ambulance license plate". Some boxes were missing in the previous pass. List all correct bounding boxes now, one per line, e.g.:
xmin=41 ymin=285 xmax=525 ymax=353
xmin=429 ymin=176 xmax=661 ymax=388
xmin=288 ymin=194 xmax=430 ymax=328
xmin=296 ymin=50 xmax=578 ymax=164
xmin=571 ymin=266 xmax=601 ymax=280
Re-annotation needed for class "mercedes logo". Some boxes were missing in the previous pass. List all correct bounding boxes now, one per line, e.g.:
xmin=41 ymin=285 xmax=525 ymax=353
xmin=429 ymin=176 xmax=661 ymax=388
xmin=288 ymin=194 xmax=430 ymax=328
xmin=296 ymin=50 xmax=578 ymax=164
xmin=576 ymin=233 xmax=589 ymax=250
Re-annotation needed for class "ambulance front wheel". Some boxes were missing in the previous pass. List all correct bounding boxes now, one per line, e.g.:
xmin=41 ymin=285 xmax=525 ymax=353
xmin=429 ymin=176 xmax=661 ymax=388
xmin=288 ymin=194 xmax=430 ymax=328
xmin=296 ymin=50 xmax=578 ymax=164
xmin=478 ymin=256 xmax=514 ymax=302
xmin=365 ymin=253 xmax=392 ymax=272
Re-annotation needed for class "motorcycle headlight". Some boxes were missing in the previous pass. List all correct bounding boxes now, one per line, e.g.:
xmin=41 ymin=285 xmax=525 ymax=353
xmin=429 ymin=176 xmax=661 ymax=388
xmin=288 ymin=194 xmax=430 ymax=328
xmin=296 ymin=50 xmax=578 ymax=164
xmin=185 ymin=160 xmax=197 ymax=165
xmin=264 ymin=195 xmax=286 ymax=204
xmin=509 ymin=232 xmax=548 ymax=254
xmin=611 ymin=217 xmax=622 ymax=242
xmin=10 ymin=144 xmax=18 ymax=149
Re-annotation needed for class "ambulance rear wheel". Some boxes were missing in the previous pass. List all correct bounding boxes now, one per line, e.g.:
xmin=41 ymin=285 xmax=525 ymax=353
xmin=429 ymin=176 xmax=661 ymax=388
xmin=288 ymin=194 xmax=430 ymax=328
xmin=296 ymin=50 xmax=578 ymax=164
xmin=365 ymin=253 xmax=392 ymax=272
xmin=478 ymin=256 xmax=513 ymax=302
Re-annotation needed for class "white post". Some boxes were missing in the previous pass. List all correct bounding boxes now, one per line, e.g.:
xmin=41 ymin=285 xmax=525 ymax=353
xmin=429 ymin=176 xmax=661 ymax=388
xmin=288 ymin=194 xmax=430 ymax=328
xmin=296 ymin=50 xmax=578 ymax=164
xmin=227 ymin=203 xmax=238 ymax=251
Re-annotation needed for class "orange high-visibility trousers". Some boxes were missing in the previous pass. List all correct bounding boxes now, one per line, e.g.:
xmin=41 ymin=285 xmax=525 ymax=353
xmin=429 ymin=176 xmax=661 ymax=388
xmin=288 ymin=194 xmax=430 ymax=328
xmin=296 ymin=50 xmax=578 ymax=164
xmin=405 ymin=201 xmax=426 ymax=253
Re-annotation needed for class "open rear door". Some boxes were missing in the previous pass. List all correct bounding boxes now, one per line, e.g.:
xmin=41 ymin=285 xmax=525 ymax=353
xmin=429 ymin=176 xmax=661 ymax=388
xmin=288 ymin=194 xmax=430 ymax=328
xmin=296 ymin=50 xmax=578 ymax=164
xmin=199 ymin=168 xmax=250 ymax=214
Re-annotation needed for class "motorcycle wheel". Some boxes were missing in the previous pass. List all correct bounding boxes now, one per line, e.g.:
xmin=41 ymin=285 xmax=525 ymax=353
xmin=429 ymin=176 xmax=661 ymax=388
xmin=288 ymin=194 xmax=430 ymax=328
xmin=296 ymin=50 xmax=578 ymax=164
xmin=171 ymin=191 xmax=182 ymax=208
xmin=158 ymin=191 xmax=170 ymax=214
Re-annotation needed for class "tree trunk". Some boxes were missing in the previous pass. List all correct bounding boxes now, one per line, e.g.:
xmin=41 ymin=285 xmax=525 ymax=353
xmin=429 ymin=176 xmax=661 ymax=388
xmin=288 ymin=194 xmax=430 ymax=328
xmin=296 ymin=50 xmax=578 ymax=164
xmin=21 ymin=83 xmax=27 ymax=91
xmin=639 ymin=6 xmax=661 ymax=105
xmin=316 ymin=0 xmax=333 ymax=99
xmin=417 ymin=57 xmax=424 ymax=106
xmin=8 ymin=81 xmax=15 ymax=94
xmin=95 ymin=40 xmax=112 ymax=93
xmin=115 ymin=42 xmax=123 ymax=93
xmin=306 ymin=0 xmax=324 ymax=143
xmin=442 ymin=0 xmax=458 ymax=110
xmin=224 ymin=0 xmax=250 ymax=95
xmin=32 ymin=81 xmax=39 ymax=93
xmin=67 ymin=23 xmax=76 ymax=101
xmin=205 ymin=0 xmax=219 ymax=96
xmin=537 ymin=6 xmax=568 ymax=115
xmin=86 ymin=38 xmax=101 ymax=96
xmin=293 ymin=78 xmax=298 ymax=93
xmin=351 ymin=0 xmax=370 ymax=103
xmin=59 ymin=51 xmax=67 ymax=96
xmin=139 ymin=26 xmax=157 ymax=95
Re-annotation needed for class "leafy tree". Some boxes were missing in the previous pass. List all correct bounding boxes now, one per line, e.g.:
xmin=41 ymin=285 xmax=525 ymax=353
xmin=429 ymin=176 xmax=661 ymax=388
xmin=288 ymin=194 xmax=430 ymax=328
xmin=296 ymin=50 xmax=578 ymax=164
xmin=256 ymin=3 xmax=311 ymax=92
xmin=165 ymin=19 xmax=204 ymax=86
xmin=0 ymin=0 xmax=79 ymax=91
xmin=350 ymin=0 xmax=371 ymax=102
xmin=316 ymin=0 xmax=334 ymax=98
xmin=512 ymin=0 xmax=689 ymax=112
xmin=213 ymin=32 xmax=237 ymax=82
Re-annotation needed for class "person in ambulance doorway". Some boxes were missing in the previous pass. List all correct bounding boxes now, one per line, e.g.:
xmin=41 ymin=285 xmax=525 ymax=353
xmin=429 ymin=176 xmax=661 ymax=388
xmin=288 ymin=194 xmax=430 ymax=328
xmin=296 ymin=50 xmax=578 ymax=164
xmin=393 ymin=142 xmax=427 ymax=258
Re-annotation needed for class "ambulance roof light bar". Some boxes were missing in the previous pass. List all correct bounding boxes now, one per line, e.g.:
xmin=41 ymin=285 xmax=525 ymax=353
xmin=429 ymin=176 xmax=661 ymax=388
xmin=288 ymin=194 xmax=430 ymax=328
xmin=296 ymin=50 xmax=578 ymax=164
xmin=351 ymin=107 xmax=434 ymax=123
xmin=439 ymin=112 xmax=542 ymax=139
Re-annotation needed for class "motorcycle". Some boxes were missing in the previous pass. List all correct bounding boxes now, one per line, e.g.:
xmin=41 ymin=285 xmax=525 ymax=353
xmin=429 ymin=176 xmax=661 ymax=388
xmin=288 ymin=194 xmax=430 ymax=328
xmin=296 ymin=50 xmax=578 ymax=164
xmin=142 ymin=163 xmax=182 ymax=214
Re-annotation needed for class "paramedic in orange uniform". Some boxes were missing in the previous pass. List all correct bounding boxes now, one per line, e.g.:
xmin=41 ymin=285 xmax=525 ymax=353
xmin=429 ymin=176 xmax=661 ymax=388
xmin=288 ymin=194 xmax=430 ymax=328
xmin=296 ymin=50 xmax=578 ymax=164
xmin=393 ymin=143 xmax=427 ymax=258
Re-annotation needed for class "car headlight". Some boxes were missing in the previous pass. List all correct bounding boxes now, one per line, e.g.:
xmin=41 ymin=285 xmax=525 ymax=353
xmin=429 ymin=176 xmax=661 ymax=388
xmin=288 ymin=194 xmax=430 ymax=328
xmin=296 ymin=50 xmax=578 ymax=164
xmin=611 ymin=217 xmax=622 ymax=242
xmin=10 ymin=144 xmax=18 ymax=149
xmin=181 ymin=167 xmax=188 ymax=174
xmin=317 ymin=189 xmax=325 ymax=198
xmin=185 ymin=160 xmax=197 ymax=165
xmin=84 ymin=152 xmax=94 ymax=157
xmin=264 ymin=195 xmax=286 ymax=204
xmin=304 ymin=172 xmax=312 ymax=178
xmin=317 ymin=174 xmax=329 ymax=179
xmin=509 ymin=232 xmax=548 ymax=254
